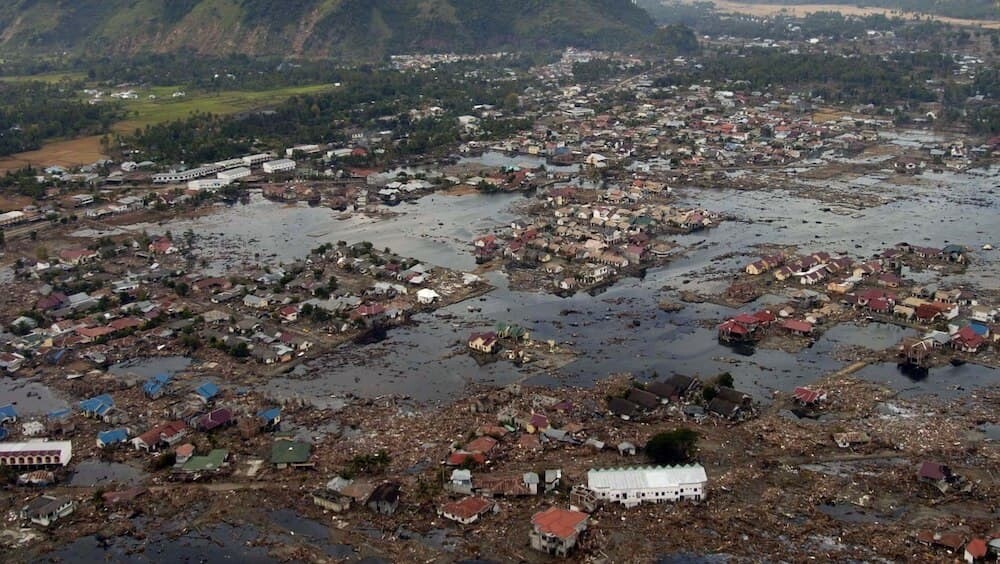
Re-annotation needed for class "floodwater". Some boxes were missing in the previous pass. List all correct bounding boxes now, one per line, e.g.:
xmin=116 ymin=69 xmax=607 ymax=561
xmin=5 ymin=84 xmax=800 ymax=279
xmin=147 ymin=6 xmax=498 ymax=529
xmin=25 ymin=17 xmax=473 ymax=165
xmin=134 ymin=163 xmax=1000 ymax=403
xmin=854 ymin=361 xmax=998 ymax=399
xmin=107 ymin=356 xmax=192 ymax=380
xmin=0 ymin=377 xmax=69 ymax=416
xmin=269 ymin=510 xmax=354 ymax=559
xmin=458 ymin=150 xmax=580 ymax=172
xmin=818 ymin=502 xmax=905 ymax=524
xmin=68 ymin=460 xmax=146 ymax=487
xmin=808 ymin=322 xmax=917 ymax=356
xmin=145 ymin=190 xmax=523 ymax=274
xmin=54 ymin=522 xmax=273 ymax=563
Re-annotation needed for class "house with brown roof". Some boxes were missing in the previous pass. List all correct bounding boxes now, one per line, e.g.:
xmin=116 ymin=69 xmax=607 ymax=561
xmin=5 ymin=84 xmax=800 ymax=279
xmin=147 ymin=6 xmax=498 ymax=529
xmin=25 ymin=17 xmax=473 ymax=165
xmin=780 ymin=319 xmax=813 ymax=336
xmin=131 ymin=421 xmax=188 ymax=452
xmin=148 ymin=237 xmax=177 ymax=255
xmin=464 ymin=435 xmax=499 ymax=456
xmin=367 ymin=482 xmax=401 ymax=515
xmin=58 ymin=248 xmax=98 ymax=266
xmin=917 ymin=461 xmax=962 ymax=493
xmin=916 ymin=530 xmax=966 ymax=552
xmin=529 ymin=507 xmax=589 ymax=557
xmin=627 ymin=388 xmax=660 ymax=410
xmin=468 ymin=332 xmax=500 ymax=354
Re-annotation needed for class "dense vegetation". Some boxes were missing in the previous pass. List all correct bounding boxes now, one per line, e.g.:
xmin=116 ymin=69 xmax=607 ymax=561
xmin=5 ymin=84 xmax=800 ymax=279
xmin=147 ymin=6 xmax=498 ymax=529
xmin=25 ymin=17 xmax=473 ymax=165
xmin=645 ymin=429 xmax=699 ymax=465
xmin=653 ymin=50 xmax=951 ymax=106
xmin=0 ymin=81 xmax=123 ymax=156
xmin=637 ymin=1 xmax=997 ymax=45
xmin=0 ymin=0 xmax=656 ymax=58
xmin=125 ymin=68 xmax=529 ymax=164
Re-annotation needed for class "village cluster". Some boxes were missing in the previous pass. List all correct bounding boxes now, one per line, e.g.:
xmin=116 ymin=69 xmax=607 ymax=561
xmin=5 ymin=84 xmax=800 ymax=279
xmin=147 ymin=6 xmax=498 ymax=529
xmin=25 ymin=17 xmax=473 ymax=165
xmin=0 ymin=28 xmax=997 ymax=561
xmin=472 ymin=183 xmax=719 ymax=294
xmin=714 ymin=242 xmax=999 ymax=367
xmin=0 ymin=229 xmax=495 ymax=379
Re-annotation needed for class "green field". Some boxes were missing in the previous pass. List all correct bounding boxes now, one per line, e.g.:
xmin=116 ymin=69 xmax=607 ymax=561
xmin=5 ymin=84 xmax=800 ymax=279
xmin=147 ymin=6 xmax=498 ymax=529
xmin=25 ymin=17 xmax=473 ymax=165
xmin=114 ymin=83 xmax=340 ymax=132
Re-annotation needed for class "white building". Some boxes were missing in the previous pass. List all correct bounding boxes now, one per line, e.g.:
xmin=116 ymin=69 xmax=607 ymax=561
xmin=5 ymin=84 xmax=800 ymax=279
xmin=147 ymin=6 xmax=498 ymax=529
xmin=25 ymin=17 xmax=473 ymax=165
xmin=218 ymin=167 xmax=251 ymax=182
xmin=0 ymin=210 xmax=26 ymax=227
xmin=71 ymin=194 xmax=95 ymax=207
xmin=212 ymin=158 xmax=245 ymax=170
xmin=286 ymin=144 xmax=322 ymax=157
xmin=262 ymin=159 xmax=296 ymax=174
xmin=0 ymin=441 xmax=74 ymax=468
xmin=586 ymin=464 xmax=707 ymax=507
xmin=187 ymin=178 xmax=231 ymax=192
xmin=20 ymin=495 xmax=77 ymax=527
xmin=242 ymin=153 xmax=273 ymax=167
xmin=416 ymin=288 xmax=440 ymax=304
xmin=153 ymin=165 xmax=223 ymax=184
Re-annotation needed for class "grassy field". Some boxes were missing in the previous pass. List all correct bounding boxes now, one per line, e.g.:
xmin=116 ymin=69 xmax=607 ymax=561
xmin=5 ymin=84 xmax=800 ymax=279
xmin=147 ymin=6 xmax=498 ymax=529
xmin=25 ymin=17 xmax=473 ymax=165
xmin=0 ymin=135 xmax=106 ymax=173
xmin=0 ymin=82 xmax=339 ymax=170
xmin=114 ymin=83 xmax=339 ymax=132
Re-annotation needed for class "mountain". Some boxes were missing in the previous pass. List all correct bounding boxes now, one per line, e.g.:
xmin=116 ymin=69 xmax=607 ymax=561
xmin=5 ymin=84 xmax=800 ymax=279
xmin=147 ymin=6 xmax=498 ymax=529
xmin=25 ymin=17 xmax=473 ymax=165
xmin=0 ymin=0 xmax=657 ymax=58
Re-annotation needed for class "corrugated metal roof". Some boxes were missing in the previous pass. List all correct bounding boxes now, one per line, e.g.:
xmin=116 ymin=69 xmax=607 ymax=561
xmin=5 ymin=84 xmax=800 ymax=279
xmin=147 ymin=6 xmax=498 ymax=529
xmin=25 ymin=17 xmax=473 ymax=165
xmin=587 ymin=465 xmax=707 ymax=491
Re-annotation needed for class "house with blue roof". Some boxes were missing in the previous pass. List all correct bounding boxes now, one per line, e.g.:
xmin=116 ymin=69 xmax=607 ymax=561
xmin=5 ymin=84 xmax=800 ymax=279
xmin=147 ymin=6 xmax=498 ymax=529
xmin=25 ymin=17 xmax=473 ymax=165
xmin=968 ymin=321 xmax=989 ymax=337
xmin=258 ymin=407 xmax=281 ymax=429
xmin=97 ymin=428 xmax=130 ymax=448
xmin=143 ymin=374 xmax=171 ymax=399
xmin=193 ymin=382 xmax=220 ymax=404
xmin=80 ymin=395 xmax=115 ymax=418
xmin=0 ymin=404 xmax=17 ymax=425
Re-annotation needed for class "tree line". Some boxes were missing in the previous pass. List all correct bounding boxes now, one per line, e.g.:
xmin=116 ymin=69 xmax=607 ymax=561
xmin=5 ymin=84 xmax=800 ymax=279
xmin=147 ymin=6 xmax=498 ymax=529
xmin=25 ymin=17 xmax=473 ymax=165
xmin=0 ymin=81 xmax=123 ymax=156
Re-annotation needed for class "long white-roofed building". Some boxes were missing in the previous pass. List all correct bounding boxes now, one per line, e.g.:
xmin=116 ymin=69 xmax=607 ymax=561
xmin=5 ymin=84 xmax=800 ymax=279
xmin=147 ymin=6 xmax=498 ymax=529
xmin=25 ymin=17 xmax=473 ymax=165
xmin=586 ymin=464 xmax=707 ymax=507
xmin=0 ymin=440 xmax=73 ymax=468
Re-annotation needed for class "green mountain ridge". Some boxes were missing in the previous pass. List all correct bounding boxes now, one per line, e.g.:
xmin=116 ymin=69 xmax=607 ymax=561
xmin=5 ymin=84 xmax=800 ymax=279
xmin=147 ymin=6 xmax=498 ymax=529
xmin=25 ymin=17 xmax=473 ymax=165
xmin=0 ymin=0 xmax=657 ymax=58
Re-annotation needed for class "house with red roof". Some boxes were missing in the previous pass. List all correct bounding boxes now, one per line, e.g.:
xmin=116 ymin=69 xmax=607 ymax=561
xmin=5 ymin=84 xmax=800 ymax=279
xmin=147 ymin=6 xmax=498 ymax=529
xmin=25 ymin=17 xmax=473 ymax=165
xmin=530 ymin=507 xmax=589 ymax=557
xmin=951 ymin=327 xmax=985 ymax=353
xmin=446 ymin=451 xmax=487 ymax=467
xmin=915 ymin=303 xmax=943 ymax=323
xmin=278 ymin=305 xmax=299 ymax=323
xmin=965 ymin=538 xmax=987 ymax=562
xmin=868 ymin=297 xmax=892 ymax=314
xmin=793 ymin=387 xmax=826 ymax=406
xmin=752 ymin=310 xmax=777 ymax=325
xmin=718 ymin=319 xmax=751 ymax=342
